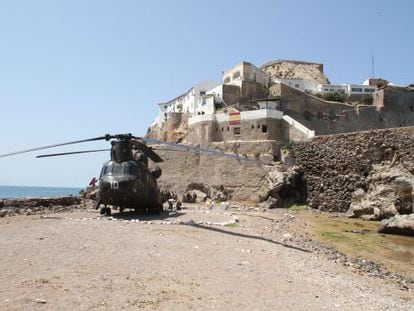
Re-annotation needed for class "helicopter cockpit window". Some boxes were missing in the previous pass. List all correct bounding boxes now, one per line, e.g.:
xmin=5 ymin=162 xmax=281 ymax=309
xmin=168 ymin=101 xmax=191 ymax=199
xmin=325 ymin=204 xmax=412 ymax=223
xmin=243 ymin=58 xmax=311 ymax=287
xmin=113 ymin=164 xmax=123 ymax=176
xmin=123 ymin=162 xmax=140 ymax=177
xmin=101 ymin=163 xmax=114 ymax=176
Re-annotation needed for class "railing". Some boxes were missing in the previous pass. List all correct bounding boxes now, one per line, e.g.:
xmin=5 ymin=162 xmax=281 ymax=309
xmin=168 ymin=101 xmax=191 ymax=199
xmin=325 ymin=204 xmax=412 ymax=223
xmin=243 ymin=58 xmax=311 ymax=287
xmin=241 ymin=109 xmax=283 ymax=120
xmin=188 ymin=109 xmax=284 ymax=126
xmin=282 ymin=115 xmax=315 ymax=140
xmin=188 ymin=114 xmax=216 ymax=126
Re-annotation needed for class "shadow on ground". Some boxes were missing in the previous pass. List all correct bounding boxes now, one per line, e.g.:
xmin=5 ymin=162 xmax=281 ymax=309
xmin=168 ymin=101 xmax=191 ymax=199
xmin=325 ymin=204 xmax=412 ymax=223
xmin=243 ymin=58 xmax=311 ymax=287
xmin=111 ymin=210 xmax=185 ymax=221
xmin=193 ymin=223 xmax=312 ymax=253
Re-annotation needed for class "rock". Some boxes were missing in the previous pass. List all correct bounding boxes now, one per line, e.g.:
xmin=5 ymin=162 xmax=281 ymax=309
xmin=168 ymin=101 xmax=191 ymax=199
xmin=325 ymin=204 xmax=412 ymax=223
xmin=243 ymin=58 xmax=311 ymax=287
xmin=378 ymin=214 xmax=414 ymax=236
xmin=84 ymin=187 xmax=98 ymax=200
xmin=348 ymin=165 xmax=414 ymax=220
xmin=187 ymin=189 xmax=207 ymax=203
xmin=0 ymin=196 xmax=81 ymax=209
xmin=0 ymin=210 xmax=7 ymax=217
xmin=347 ymin=203 xmax=374 ymax=218
xmin=352 ymin=188 xmax=366 ymax=201
xmin=220 ymin=202 xmax=229 ymax=211
xmin=260 ymin=196 xmax=280 ymax=209
xmin=209 ymin=185 xmax=232 ymax=202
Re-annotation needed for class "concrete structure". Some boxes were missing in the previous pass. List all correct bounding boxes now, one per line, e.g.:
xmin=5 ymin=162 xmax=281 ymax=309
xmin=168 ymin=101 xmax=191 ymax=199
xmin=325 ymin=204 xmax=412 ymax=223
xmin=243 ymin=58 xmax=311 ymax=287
xmin=222 ymin=61 xmax=270 ymax=87
xmin=362 ymin=78 xmax=389 ymax=87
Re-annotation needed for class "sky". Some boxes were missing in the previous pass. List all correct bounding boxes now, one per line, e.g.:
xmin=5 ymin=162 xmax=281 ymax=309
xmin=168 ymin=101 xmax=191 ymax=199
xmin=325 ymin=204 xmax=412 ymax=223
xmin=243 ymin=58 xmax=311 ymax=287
xmin=0 ymin=0 xmax=413 ymax=187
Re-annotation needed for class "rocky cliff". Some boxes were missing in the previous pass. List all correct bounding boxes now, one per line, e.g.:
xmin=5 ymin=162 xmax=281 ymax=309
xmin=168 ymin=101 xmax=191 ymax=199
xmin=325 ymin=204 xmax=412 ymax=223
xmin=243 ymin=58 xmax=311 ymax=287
xmin=261 ymin=59 xmax=330 ymax=84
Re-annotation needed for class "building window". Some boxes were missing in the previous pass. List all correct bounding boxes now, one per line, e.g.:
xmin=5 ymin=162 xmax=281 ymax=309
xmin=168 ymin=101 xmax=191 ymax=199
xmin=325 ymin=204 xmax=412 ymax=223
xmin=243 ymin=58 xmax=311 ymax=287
xmin=227 ymin=127 xmax=229 ymax=131
xmin=295 ymin=84 xmax=300 ymax=88
xmin=262 ymin=125 xmax=267 ymax=133
xmin=224 ymin=77 xmax=231 ymax=84
xmin=200 ymin=91 xmax=206 ymax=96
xmin=364 ymin=88 xmax=375 ymax=93
xmin=233 ymin=71 xmax=240 ymax=80
xmin=257 ymin=124 xmax=260 ymax=129
xmin=351 ymin=87 xmax=363 ymax=92
xmin=251 ymin=124 xmax=254 ymax=129
xmin=221 ymin=127 xmax=224 ymax=132
xmin=234 ymin=127 xmax=241 ymax=135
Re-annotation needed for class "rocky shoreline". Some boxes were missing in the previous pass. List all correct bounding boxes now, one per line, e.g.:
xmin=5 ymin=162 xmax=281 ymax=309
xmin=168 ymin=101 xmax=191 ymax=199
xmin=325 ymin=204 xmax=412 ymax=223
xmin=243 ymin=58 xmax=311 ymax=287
xmin=0 ymin=196 xmax=83 ymax=217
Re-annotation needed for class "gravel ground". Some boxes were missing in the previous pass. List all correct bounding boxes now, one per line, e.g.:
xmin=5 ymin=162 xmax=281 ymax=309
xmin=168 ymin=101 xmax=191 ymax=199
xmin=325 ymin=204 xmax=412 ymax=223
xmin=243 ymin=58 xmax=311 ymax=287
xmin=0 ymin=205 xmax=413 ymax=310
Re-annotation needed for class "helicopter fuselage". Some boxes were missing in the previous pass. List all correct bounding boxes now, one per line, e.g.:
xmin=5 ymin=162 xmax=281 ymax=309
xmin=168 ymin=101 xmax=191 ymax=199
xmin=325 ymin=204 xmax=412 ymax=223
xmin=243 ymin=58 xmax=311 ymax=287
xmin=97 ymin=159 xmax=162 ymax=212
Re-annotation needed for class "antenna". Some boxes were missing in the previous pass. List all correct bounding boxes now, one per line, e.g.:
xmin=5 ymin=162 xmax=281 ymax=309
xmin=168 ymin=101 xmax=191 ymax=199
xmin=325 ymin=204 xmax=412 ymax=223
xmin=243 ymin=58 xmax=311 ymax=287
xmin=371 ymin=52 xmax=375 ymax=78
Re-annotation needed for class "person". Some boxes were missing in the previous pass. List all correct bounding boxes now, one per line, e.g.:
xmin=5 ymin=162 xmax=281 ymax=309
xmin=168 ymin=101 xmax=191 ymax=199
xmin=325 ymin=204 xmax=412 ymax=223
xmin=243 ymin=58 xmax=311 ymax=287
xmin=89 ymin=177 xmax=98 ymax=187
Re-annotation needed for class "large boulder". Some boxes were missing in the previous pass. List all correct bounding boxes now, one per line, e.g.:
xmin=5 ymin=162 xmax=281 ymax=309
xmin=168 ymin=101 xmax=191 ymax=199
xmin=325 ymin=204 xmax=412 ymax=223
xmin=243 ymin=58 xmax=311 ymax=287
xmin=348 ymin=165 xmax=414 ymax=220
xmin=378 ymin=214 xmax=414 ymax=236
xmin=260 ymin=196 xmax=281 ymax=209
xmin=183 ymin=189 xmax=207 ymax=203
xmin=254 ymin=165 xmax=307 ymax=208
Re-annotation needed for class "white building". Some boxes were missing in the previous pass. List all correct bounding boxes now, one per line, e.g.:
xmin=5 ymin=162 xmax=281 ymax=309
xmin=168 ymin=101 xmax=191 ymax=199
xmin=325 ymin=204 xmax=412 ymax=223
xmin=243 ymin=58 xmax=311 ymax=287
xmin=317 ymin=84 xmax=376 ymax=96
xmin=274 ymin=78 xmax=318 ymax=93
xmin=197 ymin=84 xmax=225 ymax=115
xmin=317 ymin=84 xmax=347 ymax=94
xmin=156 ymin=80 xmax=219 ymax=125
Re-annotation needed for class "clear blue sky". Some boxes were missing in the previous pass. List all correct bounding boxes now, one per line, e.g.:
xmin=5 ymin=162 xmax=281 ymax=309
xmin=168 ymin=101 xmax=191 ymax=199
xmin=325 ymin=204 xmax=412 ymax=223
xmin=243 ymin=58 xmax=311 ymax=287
xmin=1 ymin=0 xmax=413 ymax=187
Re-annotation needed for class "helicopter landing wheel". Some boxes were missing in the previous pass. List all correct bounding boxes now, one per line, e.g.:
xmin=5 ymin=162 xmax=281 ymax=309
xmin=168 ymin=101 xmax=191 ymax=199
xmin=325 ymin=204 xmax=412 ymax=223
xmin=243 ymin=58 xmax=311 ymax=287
xmin=119 ymin=207 xmax=124 ymax=213
xmin=100 ymin=207 xmax=106 ymax=215
xmin=105 ymin=207 xmax=112 ymax=216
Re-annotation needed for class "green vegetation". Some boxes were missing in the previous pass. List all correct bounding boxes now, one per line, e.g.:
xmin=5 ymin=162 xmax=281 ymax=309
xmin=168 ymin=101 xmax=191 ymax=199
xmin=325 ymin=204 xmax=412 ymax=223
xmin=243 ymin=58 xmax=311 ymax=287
xmin=323 ymin=91 xmax=346 ymax=102
xmin=225 ymin=222 xmax=240 ymax=228
xmin=288 ymin=204 xmax=309 ymax=211
xmin=300 ymin=212 xmax=414 ymax=279
xmin=261 ymin=85 xmax=270 ymax=97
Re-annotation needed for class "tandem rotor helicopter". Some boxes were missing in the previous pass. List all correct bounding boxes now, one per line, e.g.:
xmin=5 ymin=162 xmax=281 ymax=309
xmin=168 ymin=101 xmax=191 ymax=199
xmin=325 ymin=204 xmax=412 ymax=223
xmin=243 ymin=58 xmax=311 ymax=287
xmin=0 ymin=133 xmax=272 ymax=216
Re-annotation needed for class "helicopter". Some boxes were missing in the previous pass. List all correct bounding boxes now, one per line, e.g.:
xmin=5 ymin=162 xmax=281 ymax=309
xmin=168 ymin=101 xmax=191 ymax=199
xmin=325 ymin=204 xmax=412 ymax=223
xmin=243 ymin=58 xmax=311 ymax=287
xmin=0 ymin=133 xmax=272 ymax=216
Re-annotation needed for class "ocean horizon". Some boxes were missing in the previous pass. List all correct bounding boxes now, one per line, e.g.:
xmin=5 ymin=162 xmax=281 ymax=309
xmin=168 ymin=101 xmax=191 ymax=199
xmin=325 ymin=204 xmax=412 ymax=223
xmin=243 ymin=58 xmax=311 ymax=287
xmin=0 ymin=185 xmax=83 ymax=199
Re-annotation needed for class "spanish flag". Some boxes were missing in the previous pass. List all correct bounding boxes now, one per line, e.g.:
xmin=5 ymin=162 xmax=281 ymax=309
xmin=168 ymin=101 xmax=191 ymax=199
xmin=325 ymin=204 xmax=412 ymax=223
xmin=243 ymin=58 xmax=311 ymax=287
xmin=229 ymin=112 xmax=241 ymax=125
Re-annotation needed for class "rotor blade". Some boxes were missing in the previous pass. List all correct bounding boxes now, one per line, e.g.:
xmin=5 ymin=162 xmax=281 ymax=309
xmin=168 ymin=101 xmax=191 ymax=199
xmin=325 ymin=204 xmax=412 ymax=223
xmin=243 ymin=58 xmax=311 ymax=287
xmin=36 ymin=149 xmax=110 ymax=158
xmin=132 ymin=140 xmax=164 ymax=163
xmin=142 ymin=138 xmax=274 ymax=166
xmin=0 ymin=135 xmax=111 ymax=158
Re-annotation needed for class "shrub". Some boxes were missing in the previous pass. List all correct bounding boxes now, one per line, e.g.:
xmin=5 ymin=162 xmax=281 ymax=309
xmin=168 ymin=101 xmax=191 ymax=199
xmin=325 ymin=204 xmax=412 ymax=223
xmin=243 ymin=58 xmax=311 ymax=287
xmin=323 ymin=92 xmax=346 ymax=102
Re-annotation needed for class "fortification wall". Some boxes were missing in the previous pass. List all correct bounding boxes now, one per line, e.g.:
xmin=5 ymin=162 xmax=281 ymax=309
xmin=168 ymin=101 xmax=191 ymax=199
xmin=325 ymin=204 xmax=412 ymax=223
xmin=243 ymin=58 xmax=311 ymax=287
xmin=290 ymin=127 xmax=414 ymax=212
xmin=155 ymin=149 xmax=270 ymax=202
xmin=273 ymin=84 xmax=414 ymax=135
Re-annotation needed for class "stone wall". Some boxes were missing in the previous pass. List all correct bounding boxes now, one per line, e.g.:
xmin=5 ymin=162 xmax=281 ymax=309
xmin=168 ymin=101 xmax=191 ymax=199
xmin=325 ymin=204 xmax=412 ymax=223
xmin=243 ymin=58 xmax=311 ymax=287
xmin=289 ymin=127 xmax=414 ymax=212
xmin=154 ymin=150 xmax=270 ymax=202
xmin=185 ymin=118 xmax=284 ymax=146
xmin=222 ymin=84 xmax=241 ymax=106
xmin=272 ymin=84 xmax=414 ymax=136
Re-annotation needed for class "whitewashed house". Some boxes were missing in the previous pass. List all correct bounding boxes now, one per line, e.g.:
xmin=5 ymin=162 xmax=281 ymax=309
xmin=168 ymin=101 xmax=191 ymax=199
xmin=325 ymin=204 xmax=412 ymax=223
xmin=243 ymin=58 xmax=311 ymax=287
xmin=155 ymin=80 xmax=219 ymax=126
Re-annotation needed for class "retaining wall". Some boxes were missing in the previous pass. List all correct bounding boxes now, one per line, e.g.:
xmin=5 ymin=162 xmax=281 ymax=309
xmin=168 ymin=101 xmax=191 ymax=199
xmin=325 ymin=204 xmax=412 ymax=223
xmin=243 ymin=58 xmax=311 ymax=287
xmin=290 ymin=127 xmax=414 ymax=212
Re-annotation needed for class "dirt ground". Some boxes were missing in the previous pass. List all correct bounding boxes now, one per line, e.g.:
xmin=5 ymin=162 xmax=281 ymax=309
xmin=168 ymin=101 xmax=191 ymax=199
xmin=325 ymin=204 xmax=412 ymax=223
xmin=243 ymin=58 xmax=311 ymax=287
xmin=0 ymin=205 xmax=413 ymax=310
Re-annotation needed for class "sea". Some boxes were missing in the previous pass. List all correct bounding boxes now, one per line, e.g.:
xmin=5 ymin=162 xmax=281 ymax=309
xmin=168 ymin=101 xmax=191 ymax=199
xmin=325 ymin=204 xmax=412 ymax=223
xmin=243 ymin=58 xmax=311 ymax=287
xmin=0 ymin=185 xmax=82 ymax=199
